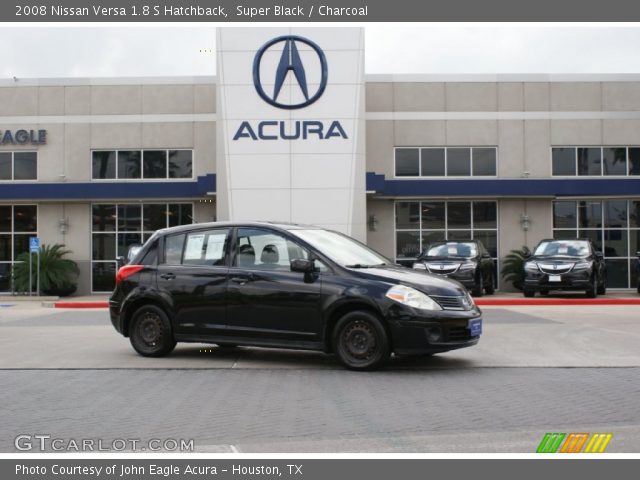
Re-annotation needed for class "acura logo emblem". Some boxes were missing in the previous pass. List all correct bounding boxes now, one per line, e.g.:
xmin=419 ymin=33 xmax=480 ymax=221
xmin=253 ymin=35 xmax=328 ymax=110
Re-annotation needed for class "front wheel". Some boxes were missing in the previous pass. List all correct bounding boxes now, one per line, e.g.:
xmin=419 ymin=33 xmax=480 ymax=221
xmin=484 ymin=272 xmax=495 ymax=295
xmin=523 ymin=288 xmax=535 ymax=298
xmin=472 ymin=274 xmax=484 ymax=297
xmin=597 ymin=276 xmax=607 ymax=295
xmin=129 ymin=305 xmax=176 ymax=357
xmin=586 ymin=275 xmax=598 ymax=298
xmin=333 ymin=311 xmax=390 ymax=371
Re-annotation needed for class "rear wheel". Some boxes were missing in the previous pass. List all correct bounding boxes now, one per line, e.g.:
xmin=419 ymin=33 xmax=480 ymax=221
xmin=333 ymin=311 xmax=390 ymax=371
xmin=129 ymin=305 xmax=176 ymax=357
xmin=523 ymin=288 xmax=535 ymax=298
xmin=586 ymin=275 xmax=598 ymax=298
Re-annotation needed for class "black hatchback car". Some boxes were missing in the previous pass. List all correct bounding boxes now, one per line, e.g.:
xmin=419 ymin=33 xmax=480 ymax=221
xmin=523 ymin=239 xmax=606 ymax=298
xmin=412 ymin=240 xmax=496 ymax=297
xmin=109 ymin=222 xmax=482 ymax=370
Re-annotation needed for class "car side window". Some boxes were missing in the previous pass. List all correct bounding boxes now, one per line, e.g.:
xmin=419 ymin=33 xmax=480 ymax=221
xmin=163 ymin=234 xmax=185 ymax=265
xmin=234 ymin=228 xmax=328 ymax=272
xmin=183 ymin=229 xmax=230 ymax=266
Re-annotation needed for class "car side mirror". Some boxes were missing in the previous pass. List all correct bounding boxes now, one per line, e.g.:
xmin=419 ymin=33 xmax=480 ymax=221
xmin=481 ymin=252 xmax=491 ymax=259
xmin=291 ymin=258 xmax=315 ymax=273
xmin=116 ymin=256 xmax=126 ymax=269
xmin=595 ymin=251 xmax=604 ymax=260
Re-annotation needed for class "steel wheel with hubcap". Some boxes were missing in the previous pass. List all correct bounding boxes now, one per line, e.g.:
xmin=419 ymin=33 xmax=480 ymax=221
xmin=333 ymin=311 xmax=390 ymax=371
xmin=130 ymin=305 xmax=176 ymax=357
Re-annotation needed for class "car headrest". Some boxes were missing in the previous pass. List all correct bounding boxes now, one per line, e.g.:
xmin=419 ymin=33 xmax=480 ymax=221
xmin=261 ymin=244 xmax=280 ymax=264
xmin=237 ymin=244 xmax=255 ymax=267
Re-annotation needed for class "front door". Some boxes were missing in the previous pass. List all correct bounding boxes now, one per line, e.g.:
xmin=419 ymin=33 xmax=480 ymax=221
xmin=226 ymin=227 xmax=324 ymax=342
xmin=156 ymin=228 xmax=230 ymax=336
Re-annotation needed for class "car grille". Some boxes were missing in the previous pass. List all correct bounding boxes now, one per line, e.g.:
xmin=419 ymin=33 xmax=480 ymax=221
xmin=445 ymin=326 xmax=475 ymax=342
xmin=538 ymin=263 xmax=575 ymax=274
xmin=431 ymin=295 xmax=473 ymax=311
xmin=426 ymin=263 xmax=460 ymax=274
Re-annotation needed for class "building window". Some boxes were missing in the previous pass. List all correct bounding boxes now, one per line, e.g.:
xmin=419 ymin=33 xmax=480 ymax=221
xmin=395 ymin=200 xmax=499 ymax=267
xmin=91 ymin=203 xmax=193 ymax=292
xmin=91 ymin=149 xmax=193 ymax=180
xmin=394 ymin=147 xmax=497 ymax=177
xmin=552 ymin=147 xmax=640 ymax=176
xmin=552 ymin=199 xmax=640 ymax=288
xmin=0 ymin=205 xmax=38 ymax=292
xmin=0 ymin=152 xmax=37 ymax=180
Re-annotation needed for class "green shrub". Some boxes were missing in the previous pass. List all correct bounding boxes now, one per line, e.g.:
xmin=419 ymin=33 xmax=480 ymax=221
xmin=501 ymin=246 xmax=531 ymax=291
xmin=13 ymin=244 xmax=79 ymax=296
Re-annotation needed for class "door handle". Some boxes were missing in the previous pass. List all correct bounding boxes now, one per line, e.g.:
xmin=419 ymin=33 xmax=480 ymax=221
xmin=231 ymin=277 xmax=248 ymax=285
xmin=160 ymin=273 xmax=176 ymax=280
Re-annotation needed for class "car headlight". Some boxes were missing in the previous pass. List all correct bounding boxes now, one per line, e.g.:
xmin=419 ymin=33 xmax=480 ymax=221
xmin=572 ymin=261 xmax=591 ymax=271
xmin=385 ymin=285 xmax=442 ymax=311
xmin=459 ymin=262 xmax=476 ymax=271
xmin=524 ymin=261 xmax=539 ymax=272
xmin=412 ymin=262 xmax=426 ymax=270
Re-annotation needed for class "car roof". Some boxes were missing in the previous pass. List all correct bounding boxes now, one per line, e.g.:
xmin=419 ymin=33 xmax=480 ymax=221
xmin=153 ymin=221 xmax=323 ymax=236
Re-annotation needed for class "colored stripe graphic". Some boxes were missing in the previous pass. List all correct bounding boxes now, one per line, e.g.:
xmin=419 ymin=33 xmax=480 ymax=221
xmin=584 ymin=433 xmax=613 ymax=453
xmin=560 ymin=433 xmax=589 ymax=453
xmin=537 ymin=433 xmax=566 ymax=453
xmin=537 ymin=433 xmax=613 ymax=453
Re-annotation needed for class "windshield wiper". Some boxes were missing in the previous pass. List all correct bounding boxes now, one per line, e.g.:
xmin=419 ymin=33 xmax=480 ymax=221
xmin=345 ymin=263 xmax=386 ymax=268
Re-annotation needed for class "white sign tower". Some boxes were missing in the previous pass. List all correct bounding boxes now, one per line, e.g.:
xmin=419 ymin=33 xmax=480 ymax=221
xmin=216 ymin=28 xmax=367 ymax=241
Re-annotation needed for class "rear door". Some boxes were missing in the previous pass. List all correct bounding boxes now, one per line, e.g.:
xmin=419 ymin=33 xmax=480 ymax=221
xmin=156 ymin=228 xmax=231 ymax=336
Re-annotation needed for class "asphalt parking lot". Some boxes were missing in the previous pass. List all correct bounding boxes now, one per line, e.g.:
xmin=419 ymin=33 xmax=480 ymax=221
xmin=1 ymin=303 xmax=639 ymax=452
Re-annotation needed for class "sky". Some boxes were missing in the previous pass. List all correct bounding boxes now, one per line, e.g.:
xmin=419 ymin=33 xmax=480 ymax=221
xmin=1 ymin=25 xmax=640 ymax=78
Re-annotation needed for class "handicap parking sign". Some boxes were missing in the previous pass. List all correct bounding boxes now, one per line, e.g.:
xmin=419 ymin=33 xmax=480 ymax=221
xmin=29 ymin=237 xmax=40 ymax=253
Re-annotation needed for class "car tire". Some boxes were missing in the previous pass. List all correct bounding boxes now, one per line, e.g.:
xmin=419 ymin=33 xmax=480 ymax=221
xmin=484 ymin=272 xmax=495 ymax=295
xmin=472 ymin=274 xmax=484 ymax=297
xmin=597 ymin=276 xmax=606 ymax=295
xmin=333 ymin=311 xmax=391 ymax=371
xmin=586 ymin=275 xmax=598 ymax=298
xmin=523 ymin=288 xmax=535 ymax=298
xmin=129 ymin=305 xmax=176 ymax=357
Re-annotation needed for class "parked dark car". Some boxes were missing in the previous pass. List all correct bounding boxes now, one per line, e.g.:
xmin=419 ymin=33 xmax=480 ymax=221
xmin=412 ymin=240 xmax=496 ymax=297
xmin=523 ymin=239 xmax=606 ymax=298
xmin=109 ymin=222 xmax=482 ymax=370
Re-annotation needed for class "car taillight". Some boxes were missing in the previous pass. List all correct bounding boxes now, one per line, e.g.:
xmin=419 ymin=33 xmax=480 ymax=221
xmin=115 ymin=265 xmax=144 ymax=284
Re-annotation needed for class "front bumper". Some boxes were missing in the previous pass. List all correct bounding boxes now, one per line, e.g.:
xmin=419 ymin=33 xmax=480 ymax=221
xmin=386 ymin=305 xmax=481 ymax=355
xmin=525 ymin=269 xmax=592 ymax=291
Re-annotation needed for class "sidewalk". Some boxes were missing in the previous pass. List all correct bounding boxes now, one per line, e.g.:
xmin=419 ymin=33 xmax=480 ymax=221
xmin=33 ymin=290 xmax=640 ymax=308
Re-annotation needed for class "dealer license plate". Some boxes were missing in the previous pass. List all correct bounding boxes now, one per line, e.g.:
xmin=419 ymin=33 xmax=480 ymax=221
xmin=549 ymin=275 xmax=562 ymax=282
xmin=468 ymin=319 xmax=482 ymax=336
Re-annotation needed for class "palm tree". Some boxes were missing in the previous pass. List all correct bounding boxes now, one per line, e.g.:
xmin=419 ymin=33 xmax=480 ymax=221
xmin=501 ymin=246 xmax=530 ymax=291
xmin=13 ymin=244 xmax=80 ymax=296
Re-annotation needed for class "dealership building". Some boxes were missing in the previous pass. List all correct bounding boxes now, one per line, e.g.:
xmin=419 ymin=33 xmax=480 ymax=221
xmin=1 ymin=27 xmax=640 ymax=294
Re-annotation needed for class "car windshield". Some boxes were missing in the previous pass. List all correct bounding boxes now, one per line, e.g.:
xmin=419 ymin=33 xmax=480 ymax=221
xmin=424 ymin=242 xmax=477 ymax=258
xmin=291 ymin=229 xmax=389 ymax=268
xmin=534 ymin=240 xmax=590 ymax=257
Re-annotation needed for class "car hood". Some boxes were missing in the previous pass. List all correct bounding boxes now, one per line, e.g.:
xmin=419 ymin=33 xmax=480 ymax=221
xmin=349 ymin=264 xmax=468 ymax=296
